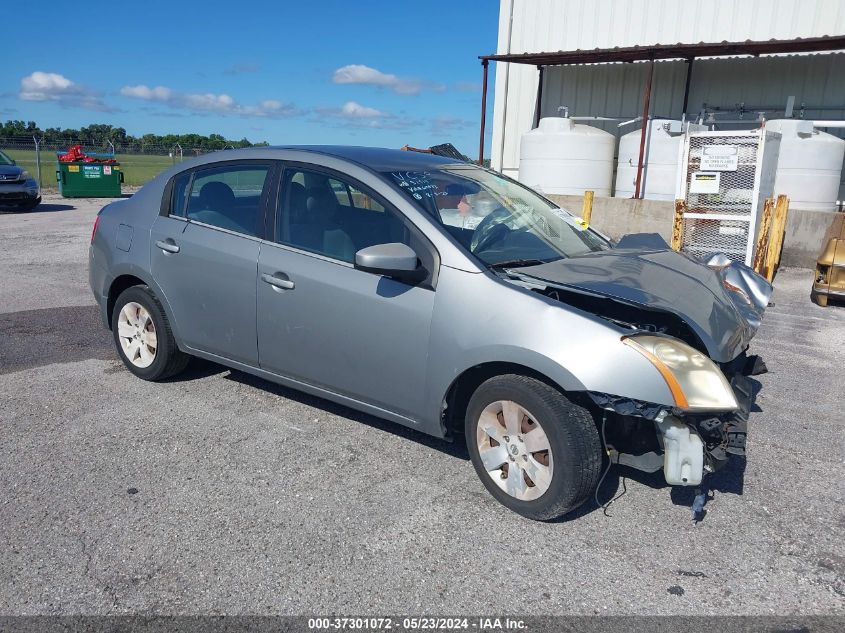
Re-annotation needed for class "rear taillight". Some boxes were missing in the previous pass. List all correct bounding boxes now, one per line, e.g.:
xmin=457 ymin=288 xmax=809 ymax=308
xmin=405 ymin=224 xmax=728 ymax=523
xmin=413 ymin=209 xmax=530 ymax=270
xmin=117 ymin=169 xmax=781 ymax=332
xmin=91 ymin=214 xmax=101 ymax=243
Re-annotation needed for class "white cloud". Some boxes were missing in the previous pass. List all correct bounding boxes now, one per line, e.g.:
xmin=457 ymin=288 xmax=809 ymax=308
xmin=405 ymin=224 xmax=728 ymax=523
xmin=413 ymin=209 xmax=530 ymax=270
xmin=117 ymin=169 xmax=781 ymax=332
xmin=119 ymin=84 xmax=298 ymax=118
xmin=20 ymin=72 xmax=73 ymax=100
xmin=183 ymin=92 xmax=235 ymax=111
xmin=341 ymin=101 xmax=385 ymax=118
xmin=316 ymin=101 xmax=412 ymax=130
xmin=120 ymin=85 xmax=171 ymax=101
xmin=332 ymin=64 xmax=424 ymax=96
xmin=19 ymin=71 xmax=115 ymax=111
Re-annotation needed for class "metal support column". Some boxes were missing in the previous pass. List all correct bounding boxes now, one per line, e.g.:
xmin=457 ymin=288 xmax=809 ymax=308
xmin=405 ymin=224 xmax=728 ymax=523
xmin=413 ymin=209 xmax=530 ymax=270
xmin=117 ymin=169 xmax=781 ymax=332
xmin=634 ymin=59 xmax=655 ymax=199
xmin=32 ymin=135 xmax=42 ymax=194
xmin=478 ymin=59 xmax=489 ymax=165
xmin=533 ymin=65 xmax=545 ymax=128
xmin=682 ymin=57 xmax=695 ymax=115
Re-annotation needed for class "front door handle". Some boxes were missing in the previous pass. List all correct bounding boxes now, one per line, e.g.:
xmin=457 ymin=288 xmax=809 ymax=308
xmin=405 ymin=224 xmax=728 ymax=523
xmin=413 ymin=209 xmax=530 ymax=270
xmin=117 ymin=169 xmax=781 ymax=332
xmin=155 ymin=239 xmax=180 ymax=254
xmin=261 ymin=272 xmax=295 ymax=290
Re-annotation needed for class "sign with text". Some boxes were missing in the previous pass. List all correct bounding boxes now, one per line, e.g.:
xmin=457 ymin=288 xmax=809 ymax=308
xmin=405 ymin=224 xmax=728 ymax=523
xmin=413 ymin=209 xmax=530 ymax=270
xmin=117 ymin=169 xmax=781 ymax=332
xmin=83 ymin=165 xmax=102 ymax=179
xmin=700 ymin=145 xmax=739 ymax=171
xmin=690 ymin=171 xmax=721 ymax=194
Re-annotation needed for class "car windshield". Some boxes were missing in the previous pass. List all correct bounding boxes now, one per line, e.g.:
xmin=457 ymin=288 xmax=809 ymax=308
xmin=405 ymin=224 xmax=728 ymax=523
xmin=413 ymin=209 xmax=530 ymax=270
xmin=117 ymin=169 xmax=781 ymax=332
xmin=384 ymin=164 xmax=608 ymax=267
xmin=0 ymin=151 xmax=14 ymax=166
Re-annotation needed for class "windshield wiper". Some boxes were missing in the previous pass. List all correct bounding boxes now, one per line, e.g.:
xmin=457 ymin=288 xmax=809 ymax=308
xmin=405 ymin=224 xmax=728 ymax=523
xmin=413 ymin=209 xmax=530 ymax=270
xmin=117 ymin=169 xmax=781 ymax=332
xmin=488 ymin=258 xmax=552 ymax=270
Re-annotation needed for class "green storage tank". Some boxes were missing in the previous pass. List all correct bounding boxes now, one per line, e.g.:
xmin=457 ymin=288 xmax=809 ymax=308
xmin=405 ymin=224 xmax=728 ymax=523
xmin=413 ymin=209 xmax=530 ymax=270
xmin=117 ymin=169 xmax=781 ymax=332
xmin=56 ymin=153 xmax=123 ymax=198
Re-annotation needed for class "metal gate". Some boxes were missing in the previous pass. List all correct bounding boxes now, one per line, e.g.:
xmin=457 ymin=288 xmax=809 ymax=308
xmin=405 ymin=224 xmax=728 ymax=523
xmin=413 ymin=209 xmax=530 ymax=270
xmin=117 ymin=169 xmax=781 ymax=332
xmin=676 ymin=130 xmax=781 ymax=265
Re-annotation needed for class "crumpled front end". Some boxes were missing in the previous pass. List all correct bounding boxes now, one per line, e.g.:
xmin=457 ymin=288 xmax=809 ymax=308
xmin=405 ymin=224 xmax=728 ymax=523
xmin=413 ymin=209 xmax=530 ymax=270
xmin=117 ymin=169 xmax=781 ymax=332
xmin=701 ymin=252 xmax=772 ymax=331
xmin=588 ymin=351 xmax=760 ymax=488
xmin=503 ymin=241 xmax=772 ymax=497
xmin=512 ymin=243 xmax=773 ymax=363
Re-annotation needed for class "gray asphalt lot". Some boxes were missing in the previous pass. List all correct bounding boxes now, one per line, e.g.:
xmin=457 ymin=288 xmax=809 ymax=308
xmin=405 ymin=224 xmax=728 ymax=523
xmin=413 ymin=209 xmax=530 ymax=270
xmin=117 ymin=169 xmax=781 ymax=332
xmin=0 ymin=194 xmax=843 ymax=616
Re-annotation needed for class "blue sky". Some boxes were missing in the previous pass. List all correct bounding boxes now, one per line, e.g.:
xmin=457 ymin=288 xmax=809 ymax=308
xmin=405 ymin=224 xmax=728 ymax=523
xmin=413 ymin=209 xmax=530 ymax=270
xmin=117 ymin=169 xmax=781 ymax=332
xmin=6 ymin=1 xmax=499 ymax=155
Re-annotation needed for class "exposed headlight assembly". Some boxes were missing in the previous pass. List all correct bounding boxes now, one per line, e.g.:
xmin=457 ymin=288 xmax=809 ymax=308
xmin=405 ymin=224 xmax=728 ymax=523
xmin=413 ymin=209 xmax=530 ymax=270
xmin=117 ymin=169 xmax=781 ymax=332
xmin=623 ymin=335 xmax=738 ymax=411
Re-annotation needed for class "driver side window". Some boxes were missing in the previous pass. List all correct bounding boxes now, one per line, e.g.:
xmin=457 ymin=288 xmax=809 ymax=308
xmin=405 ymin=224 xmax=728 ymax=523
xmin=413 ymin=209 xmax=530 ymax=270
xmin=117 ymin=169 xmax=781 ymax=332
xmin=275 ymin=167 xmax=408 ymax=263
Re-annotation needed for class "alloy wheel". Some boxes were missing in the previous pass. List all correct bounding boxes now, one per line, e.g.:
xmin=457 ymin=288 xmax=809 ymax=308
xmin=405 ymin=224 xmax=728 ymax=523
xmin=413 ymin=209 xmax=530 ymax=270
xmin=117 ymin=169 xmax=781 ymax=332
xmin=476 ymin=400 xmax=553 ymax=501
xmin=116 ymin=302 xmax=157 ymax=368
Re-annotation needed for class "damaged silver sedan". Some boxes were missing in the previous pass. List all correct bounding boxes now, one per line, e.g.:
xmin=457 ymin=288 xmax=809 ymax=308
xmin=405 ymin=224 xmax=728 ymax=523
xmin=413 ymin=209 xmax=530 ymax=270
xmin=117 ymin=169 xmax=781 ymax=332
xmin=89 ymin=147 xmax=770 ymax=521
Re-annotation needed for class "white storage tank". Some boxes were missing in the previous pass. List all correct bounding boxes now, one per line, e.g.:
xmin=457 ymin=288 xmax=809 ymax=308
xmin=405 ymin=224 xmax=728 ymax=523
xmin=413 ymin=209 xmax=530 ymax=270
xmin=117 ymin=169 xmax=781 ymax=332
xmin=765 ymin=119 xmax=845 ymax=211
xmin=519 ymin=116 xmax=614 ymax=196
xmin=615 ymin=120 xmax=704 ymax=200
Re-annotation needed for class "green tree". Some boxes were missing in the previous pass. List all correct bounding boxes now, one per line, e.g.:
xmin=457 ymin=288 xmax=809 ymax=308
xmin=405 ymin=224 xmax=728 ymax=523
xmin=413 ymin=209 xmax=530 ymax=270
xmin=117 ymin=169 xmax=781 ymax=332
xmin=1 ymin=119 xmax=268 ymax=151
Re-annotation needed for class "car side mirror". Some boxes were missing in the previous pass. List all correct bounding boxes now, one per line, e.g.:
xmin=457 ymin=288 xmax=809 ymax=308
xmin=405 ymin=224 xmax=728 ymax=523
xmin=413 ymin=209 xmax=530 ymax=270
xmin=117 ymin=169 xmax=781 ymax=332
xmin=355 ymin=243 xmax=425 ymax=283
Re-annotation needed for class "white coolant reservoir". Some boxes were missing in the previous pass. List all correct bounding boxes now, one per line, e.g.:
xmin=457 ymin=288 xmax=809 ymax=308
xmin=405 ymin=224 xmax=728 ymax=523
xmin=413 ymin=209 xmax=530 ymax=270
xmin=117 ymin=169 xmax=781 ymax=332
xmin=657 ymin=417 xmax=704 ymax=486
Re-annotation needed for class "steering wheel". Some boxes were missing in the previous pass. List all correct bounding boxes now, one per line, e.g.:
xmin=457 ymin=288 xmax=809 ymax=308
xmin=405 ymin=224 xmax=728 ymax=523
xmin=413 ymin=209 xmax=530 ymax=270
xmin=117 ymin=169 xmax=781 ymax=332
xmin=470 ymin=208 xmax=511 ymax=254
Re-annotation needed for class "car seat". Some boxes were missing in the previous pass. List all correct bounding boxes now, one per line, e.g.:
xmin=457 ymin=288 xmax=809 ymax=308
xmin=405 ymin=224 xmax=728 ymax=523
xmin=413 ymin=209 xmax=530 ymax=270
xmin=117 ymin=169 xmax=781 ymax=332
xmin=286 ymin=182 xmax=322 ymax=250
xmin=305 ymin=187 xmax=356 ymax=262
xmin=193 ymin=181 xmax=254 ymax=234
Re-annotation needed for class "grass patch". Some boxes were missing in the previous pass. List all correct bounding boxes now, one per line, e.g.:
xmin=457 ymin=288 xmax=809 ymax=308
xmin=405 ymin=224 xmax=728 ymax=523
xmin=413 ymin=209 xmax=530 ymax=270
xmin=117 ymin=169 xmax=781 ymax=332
xmin=2 ymin=149 xmax=196 ymax=188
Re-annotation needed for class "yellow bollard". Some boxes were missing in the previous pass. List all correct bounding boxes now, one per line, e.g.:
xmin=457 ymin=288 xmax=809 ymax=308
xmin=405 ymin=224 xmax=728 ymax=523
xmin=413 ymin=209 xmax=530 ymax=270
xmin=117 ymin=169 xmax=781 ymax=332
xmin=764 ymin=195 xmax=790 ymax=282
xmin=671 ymin=199 xmax=686 ymax=251
xmin=581 ymin=190 xmax=594 ymax=226
xmin=752 ymin=198 xmax=775 ymax=275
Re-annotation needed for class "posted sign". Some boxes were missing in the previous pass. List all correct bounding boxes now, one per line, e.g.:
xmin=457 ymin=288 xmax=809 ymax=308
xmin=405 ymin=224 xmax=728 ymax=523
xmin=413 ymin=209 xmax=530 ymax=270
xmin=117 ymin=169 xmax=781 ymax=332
xmin=690 ymin=171 xmax=721 ymax=194
xmin=83 ymin=165 xmax=102 ymax=179
xmin=700 ymin=145 xmax=739 ymax=171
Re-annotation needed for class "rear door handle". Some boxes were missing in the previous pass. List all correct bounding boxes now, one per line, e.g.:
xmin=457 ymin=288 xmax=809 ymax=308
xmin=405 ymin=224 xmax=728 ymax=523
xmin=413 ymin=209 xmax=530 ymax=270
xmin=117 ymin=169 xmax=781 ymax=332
xmin=155 ymin=239 xmax=180 ymax=254
xmin=261 ymin=272 xmax=295 ymax=290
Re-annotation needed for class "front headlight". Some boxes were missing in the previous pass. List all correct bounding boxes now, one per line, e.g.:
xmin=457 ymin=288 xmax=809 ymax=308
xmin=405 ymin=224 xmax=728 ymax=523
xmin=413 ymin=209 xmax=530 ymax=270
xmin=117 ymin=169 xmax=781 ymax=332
xmin=623 ymin=335 xmax=738 ymax=411
xmin=20 ymin=170 xmax=31 ymax=181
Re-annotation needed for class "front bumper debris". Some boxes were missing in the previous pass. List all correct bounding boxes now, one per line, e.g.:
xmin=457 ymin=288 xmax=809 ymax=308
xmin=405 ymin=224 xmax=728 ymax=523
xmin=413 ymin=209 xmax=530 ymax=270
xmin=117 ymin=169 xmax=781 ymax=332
xmin=588 ymin=353 xmax=763 ymax=485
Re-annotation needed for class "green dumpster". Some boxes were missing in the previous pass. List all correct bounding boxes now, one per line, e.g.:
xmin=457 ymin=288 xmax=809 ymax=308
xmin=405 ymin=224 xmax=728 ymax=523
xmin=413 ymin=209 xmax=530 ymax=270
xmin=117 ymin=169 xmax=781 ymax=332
xmin=56 ymin=152 xmax=123 ymax=198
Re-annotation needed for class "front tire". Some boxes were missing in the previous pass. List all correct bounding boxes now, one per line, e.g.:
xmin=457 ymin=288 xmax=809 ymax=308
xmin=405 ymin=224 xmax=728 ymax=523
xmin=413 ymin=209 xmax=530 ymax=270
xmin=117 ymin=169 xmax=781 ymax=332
xmin=111 ymin=285 xmax=189 ymax=380
xmin=465 ymin=375 xmax=603 ymax=521
xmin=12 ymin=198 xmax=40 ymax=212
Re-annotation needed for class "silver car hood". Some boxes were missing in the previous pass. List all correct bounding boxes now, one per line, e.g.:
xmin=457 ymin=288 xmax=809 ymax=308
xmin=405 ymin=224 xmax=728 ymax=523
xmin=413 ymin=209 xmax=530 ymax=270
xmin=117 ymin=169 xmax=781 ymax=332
xmin=512 ymin=247 xmax=772 ymax=363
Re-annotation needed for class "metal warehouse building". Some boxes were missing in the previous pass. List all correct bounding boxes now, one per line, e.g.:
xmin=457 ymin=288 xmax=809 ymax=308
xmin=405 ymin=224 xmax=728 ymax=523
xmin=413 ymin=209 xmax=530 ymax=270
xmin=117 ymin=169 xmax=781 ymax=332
xmin=486 ymin=0 xmax=845 ymax=202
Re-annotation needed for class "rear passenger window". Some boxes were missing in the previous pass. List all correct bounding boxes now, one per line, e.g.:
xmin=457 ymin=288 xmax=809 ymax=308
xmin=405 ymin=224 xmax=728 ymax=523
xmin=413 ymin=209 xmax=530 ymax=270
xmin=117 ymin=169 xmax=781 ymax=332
xmin=170 ymin=172 xmax=190 ymax=217
xmin=185 ymin=164 xmax=270 ymax=237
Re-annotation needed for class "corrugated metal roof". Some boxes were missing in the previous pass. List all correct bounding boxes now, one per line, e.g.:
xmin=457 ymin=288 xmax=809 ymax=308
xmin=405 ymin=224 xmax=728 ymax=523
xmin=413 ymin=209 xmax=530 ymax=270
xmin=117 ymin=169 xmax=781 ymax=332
xmin=481 ymin=35 xmax=845 ymax=65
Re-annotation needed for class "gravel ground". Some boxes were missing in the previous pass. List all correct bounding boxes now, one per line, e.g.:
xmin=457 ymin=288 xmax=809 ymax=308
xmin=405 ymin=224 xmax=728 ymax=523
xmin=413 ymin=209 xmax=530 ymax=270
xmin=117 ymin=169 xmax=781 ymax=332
xmin=0 ymin=194 xmax=843 ymax=616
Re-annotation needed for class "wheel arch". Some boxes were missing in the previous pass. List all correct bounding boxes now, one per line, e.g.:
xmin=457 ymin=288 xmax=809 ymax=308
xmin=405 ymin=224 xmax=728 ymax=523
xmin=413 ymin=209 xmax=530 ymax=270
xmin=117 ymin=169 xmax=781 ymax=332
xmin=107 ymin=274 xmax=147 ymax=325
xmin=105 ymin=268 xmax=182 ymax=344
xmin=440 ymin=361 xmax=589 ymax=438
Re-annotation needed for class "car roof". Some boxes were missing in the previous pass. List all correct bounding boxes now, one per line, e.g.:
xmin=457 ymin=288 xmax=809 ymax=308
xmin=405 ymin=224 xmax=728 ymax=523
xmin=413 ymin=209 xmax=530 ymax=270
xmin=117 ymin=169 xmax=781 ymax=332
xmin=268 ymin=145 xmax=465 ymax=172
xmin=153 ymin=145 xmax=475 ymax=187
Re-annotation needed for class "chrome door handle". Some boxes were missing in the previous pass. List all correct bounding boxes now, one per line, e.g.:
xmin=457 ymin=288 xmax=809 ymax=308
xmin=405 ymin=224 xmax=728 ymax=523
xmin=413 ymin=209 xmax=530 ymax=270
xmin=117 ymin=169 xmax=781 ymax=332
xmin=155 ymin=239 xmax=180 ymax=254
xmin=261 ymin=273 xmax=295 ymax=290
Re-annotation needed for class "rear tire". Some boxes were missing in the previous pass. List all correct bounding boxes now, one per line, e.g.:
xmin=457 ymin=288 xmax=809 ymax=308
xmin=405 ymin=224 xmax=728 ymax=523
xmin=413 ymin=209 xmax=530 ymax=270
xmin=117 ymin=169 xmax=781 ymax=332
xmin=465 ymin=374 xmax=602 ymax=521
xmin=111 ymin=285 xmax=189 ymax=381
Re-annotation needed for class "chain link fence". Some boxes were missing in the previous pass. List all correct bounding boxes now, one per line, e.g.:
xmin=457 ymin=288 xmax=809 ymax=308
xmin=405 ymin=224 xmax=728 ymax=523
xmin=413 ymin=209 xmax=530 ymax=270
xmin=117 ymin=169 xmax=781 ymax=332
xmin=0 ymin=137 xmax=223 ymax=190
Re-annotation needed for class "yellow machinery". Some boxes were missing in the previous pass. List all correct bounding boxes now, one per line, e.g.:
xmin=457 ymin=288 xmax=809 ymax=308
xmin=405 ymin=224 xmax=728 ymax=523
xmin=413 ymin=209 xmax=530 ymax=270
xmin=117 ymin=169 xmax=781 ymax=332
xmin=812 ymin=220 xmax=845 ymax=307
